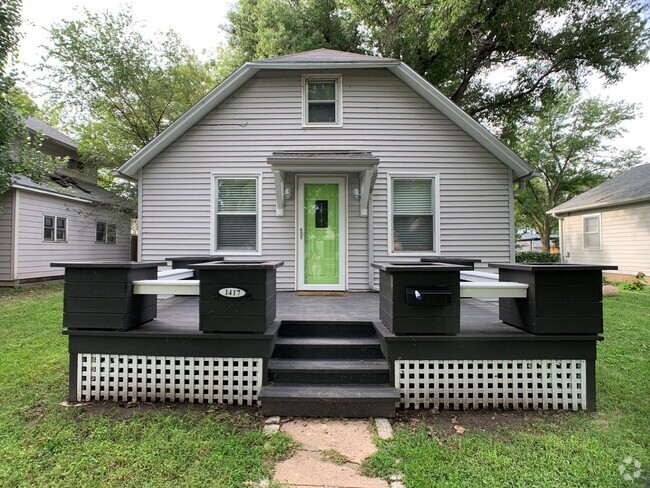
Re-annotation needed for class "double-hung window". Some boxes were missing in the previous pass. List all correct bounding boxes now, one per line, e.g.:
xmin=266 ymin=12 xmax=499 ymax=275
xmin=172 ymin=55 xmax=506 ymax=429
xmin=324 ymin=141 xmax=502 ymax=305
xmin=96 ymin=222 xmax=117 ymax=244
xmin=303 ymin=75 xmax=342 ymax=126
xmin=583 ymin=214 xmax=601 ymax=250
xmin=214 ymin=176 xmax=260 ymax=252
xmin=44 ymin=215 xmax=67 ymax=242
xmin=390 ymin=176 xmax=437 ymax=253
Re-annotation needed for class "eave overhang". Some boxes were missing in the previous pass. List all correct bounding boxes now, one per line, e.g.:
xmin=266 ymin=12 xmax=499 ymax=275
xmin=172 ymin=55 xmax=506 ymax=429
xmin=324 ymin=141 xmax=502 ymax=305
xmin=268 ymin=151 xmax=379 ymax=217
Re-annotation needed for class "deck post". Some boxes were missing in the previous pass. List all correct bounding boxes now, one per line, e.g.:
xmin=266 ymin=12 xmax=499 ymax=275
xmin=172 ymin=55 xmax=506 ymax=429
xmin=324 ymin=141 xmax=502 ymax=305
xmin=51 ymin=261 xmax=167 ymax=331
xmin=488 ymin=263 xmax=617 ymax=335
xmin=371 ymin=262 xmax=471 ymax=334
xmin=189 ymin=260 xmax=284 ymax=333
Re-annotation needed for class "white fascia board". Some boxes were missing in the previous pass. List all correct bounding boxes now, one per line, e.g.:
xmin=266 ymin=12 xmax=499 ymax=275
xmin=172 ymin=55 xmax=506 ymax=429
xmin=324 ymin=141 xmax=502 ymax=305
xmin=118 ymin=65 xmax=260 ymax=177
xmin=11 ymin=184 xmax=94 ymax=204
xmin=548 ymin=196 xmax=650 ymax=216
xmin=388 ymin=64 xmax=534 ymax=179
xmin=247 ymin=61 xmax=400 ymax=70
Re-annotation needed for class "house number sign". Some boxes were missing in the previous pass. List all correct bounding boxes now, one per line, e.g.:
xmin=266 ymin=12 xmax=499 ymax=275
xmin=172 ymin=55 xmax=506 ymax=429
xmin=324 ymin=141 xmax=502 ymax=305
xmin=218 ymin=287 xmax=248 ymax=298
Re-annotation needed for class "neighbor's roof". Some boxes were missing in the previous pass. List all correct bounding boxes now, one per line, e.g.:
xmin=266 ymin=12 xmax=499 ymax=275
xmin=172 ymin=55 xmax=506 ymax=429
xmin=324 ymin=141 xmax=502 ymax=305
xmin=118 ymin=48 xmax=534 ymax=179
xmin=549 ymin=163 xmax=650 ymax=215
xmin=25 ymin=117 xmax=77 ymax=150
xmin=12 ymin=174 xmax=134 ymax=211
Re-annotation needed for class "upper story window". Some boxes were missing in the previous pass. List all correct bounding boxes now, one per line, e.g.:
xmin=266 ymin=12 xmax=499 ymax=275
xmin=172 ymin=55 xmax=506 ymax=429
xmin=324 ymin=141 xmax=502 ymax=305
xmin=96 ymin=222 xmax=117 ymax=244
xmin=583 ymin=214 xmax=601 ymax=250
xmin=303 ymin=74 xmax=342 ymax=127
xmin=389 ymin=176 xmax=438 ymax=254
xmin=44 ymin=215 xmax=67 ymax=242
xmin=67 ymin=158 xmax=85 ymax=172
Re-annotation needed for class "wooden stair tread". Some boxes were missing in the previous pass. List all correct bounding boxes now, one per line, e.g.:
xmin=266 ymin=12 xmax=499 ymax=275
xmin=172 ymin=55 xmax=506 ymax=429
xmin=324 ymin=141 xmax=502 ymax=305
xmin=268 ymin=359 xmax=389 ymax=372
xmin=259 ymin=384 xmax=401 ymax=401
xmin=274 ymin=337 xmax=380 ymax=346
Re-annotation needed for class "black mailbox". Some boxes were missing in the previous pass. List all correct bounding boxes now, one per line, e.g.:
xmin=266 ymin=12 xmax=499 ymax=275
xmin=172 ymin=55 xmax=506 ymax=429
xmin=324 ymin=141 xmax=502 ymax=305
xmin=405 ymin=287 xmax=451 ymax=306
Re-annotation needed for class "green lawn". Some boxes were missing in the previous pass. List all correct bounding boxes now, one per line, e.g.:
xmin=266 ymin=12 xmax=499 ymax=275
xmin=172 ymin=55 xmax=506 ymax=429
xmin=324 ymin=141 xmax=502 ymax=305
xmin=1 ymin=285 xmax=648 ymax=487
xmin=0 ymin=284 xmax=294 ymax=487
xmin=365 ymin=289 xmax=650 ymax=487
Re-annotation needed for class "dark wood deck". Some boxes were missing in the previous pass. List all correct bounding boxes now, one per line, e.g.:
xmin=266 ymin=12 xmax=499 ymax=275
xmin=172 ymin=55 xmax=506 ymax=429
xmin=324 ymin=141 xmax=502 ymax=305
xmin=117 ymin=292 xmax=527 ymax=337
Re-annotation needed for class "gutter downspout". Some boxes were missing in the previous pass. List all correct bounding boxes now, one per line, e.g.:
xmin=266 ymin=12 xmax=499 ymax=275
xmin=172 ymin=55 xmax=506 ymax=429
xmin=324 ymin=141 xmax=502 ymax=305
xmin=513 ymin=170 xmax=540 ymax=195
xmin=368 ymin=194 xmax=379 ymax=292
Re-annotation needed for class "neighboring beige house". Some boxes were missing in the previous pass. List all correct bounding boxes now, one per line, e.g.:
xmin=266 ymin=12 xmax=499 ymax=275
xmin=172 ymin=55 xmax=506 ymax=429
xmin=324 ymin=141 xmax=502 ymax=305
xmin=549 ymin=163 xmax=650 ymax=279
xmin=118 ymin=48 xmax=536 ymax=291
xmin=0 ymin=117 xmax=133 ymax=286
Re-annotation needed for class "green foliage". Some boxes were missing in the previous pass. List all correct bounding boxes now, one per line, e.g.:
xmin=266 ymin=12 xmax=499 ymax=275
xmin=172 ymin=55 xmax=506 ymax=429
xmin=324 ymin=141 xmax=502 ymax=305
xmin=364 ymin=290 xmax=650 ymax=487
xmin=0 ymin=285 xmax=295 ymax=487
xmin=515 ymin=251 xmax=560 ymax=263
xmin=0 ymin=0 xmax=59 ymax=199
xmin=41 ymin=6 xmax=218 ymax=168
xmin=510 ymin=89 xmax=643 ymax=250
xmin=224 ymin=0 xmax=650 ymax=124
xmin=619 ymin=272 xmax=647 ymax=292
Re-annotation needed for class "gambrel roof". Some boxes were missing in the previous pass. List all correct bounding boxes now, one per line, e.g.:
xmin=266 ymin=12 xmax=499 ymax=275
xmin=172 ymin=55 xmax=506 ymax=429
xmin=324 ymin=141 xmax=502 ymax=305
xmin=118 ymin=48 xmax=534 ymax=179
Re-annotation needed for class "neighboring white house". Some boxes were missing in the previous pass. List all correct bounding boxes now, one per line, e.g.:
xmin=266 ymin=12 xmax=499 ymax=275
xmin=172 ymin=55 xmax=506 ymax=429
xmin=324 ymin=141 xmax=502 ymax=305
xmin=549 ymin=163 xmax=650 ymax=278
xmin=118 ymin=48 xmax=536 ymax=291
xmin=0 ymin=117 xmax=133 ymax=286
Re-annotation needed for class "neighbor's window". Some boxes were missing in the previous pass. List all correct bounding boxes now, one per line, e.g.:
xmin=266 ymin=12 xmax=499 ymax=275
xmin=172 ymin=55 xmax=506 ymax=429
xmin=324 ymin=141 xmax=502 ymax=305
xmin=43 ymin=215 xmax=67 ymax=242
xmin=96 ymin=222 xmax=117 ymax=244
xmin=215 ymin=177 xmax=259 ymax=252
xmin=583 ymin=215 xmax=601 ymax=250
xmin=303 ymin=75 xmax=342 ymax=126
xmin=391 ymin=177 xmax=436 ymax=253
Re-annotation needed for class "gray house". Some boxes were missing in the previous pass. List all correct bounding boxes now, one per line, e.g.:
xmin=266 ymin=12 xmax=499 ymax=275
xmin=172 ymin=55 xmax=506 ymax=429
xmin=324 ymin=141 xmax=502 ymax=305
xmin=549 ymin=163 xmax=650 ymax=278
xmin=0 ymin=117 xmax=132 ymax=286
xmin=118 ymin=49 xmax=535 ymax=291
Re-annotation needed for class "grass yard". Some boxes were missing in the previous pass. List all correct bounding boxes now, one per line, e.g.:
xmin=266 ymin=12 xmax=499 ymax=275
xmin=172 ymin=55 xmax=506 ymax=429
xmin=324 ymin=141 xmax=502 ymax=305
xmin=0 ymin=284 xmax=294 ymax=487
xmin=1 ymin=285 xmax=648 ymax=487
xmin=364 ymin=289 xmax=650 ymax=487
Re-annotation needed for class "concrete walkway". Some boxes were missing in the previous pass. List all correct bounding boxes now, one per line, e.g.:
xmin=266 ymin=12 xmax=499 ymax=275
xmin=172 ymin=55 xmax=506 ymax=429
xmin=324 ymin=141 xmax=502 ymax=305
xmin=271 ymin=419 xmax=392 ymax=488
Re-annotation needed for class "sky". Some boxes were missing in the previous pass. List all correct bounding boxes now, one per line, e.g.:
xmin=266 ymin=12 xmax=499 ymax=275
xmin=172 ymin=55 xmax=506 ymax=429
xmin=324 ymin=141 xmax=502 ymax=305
xmin=15 ymin=0 xmax=650 ymax=158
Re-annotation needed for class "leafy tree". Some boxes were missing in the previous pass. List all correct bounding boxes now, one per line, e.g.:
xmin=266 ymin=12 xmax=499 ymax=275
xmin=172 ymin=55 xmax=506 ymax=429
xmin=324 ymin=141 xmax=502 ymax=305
xmin=0 ymin=0 xmax=58 ymax=198
xmin=510 ymin=89 xmax=643 ymax=251
xmin=224 ymin=0 xmax=650 ymax=126
xmin=42 ymin=7 xmax=218 ymax=168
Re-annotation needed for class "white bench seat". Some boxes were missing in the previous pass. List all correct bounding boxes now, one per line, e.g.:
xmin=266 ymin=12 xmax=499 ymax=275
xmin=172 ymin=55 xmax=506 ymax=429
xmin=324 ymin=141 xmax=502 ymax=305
xmin=157 ymin=268 xmax=194 ymax=281
xmin=134 ymin=279 xmax=199 ymax=295
xmin=460 ymin=281 xmax=528 ymax=298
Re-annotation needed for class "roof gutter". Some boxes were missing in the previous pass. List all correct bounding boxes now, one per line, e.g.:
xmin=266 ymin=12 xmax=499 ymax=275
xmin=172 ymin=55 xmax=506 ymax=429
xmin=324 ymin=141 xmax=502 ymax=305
xmin=547 ymin=195 xmax=650 ymax=216
xmin=513 ymin=170 xmax=540 ymax=195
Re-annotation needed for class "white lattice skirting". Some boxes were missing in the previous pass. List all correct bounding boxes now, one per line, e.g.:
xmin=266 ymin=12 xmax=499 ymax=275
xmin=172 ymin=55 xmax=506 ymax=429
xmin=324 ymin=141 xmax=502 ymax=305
xmin=396 ymin=359 xmax=587 ymax=411
xmin=77 ymin=354 xmax=263 ymax=405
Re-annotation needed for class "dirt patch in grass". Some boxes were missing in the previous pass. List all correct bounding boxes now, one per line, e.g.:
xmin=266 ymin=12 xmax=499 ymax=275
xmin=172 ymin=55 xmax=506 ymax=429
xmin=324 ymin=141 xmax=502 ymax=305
xmin=392 ymin=408 xmax=563 ymax=437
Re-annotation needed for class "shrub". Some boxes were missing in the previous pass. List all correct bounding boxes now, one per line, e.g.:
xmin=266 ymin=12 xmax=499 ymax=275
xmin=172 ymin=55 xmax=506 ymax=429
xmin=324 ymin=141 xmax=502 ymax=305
xmin=515 ymin=251 xmax=561 ymax=263
xmin=619 ymin=272 xmax=647 ymax=292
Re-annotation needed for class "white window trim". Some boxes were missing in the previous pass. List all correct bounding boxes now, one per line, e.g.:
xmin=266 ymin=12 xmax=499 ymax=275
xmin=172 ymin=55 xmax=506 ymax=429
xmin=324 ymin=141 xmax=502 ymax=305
xmin=95 ymin=221 xmax=118 ymax=244
xmin=387 ymin=172 xmax=440 ymax=256
xmin=582 ymin=213 xmax=602 ymax=251
xmin=43 ymin=215 xmax=67 ymax=243
xmin=301 ymin=74 xmax=343 ymax=128
xmin=210 ymin=173 xmax=263 ymax=256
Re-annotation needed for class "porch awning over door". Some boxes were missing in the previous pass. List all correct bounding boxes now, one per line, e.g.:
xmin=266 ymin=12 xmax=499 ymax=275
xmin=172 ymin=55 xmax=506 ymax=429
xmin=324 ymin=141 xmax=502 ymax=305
xmin=267 ymin=151 xmax=379 ymax=216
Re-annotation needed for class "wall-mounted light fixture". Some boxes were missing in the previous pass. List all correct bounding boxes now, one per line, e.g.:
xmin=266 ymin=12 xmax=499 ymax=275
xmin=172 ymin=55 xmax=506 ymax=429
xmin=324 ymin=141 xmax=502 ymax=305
xmin=352 ymin=188 xmax=361 ymax=200
xmin=284 ymin=187 xmax=294 ymax=200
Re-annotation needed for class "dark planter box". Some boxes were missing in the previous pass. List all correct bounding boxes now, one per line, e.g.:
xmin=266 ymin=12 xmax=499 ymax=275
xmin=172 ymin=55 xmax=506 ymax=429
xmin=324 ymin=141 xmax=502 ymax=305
xmin=372 ymin=262 xmax=471 ymax=335
xmin=489 ymin=263 xmax=618 ymax=335
xmin=190 ymin=261 xmax=283 ymax=334
xmin=51 ymin=261 xmax=166 ymax=331
xmin=420 ymin=256 xmax=481 ymax=270
xmin=166 ymin=256 xmax=223 ymax=278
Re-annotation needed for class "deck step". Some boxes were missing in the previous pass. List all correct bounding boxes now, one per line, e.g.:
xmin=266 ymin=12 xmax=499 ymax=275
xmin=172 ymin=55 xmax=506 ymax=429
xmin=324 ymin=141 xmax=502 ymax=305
xmin=259 ymin=384 xmax=400 ymax=417
xmin=268 ymin=359 xmax=389 ymax=384
xmin=278 ymin=320 xmax=376 ymax=338
xmin=273 ymin=336 xmax=383 ymax=359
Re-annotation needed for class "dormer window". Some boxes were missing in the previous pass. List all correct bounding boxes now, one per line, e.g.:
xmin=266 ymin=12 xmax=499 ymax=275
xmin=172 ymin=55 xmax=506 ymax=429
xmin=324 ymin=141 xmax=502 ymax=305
xmin=303 ymin=74 xmax=342 ymax=127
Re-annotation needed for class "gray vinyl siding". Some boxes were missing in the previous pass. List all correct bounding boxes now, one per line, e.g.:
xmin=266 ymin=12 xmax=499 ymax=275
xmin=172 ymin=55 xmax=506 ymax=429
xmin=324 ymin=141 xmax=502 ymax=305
xmin=15 ymin=190 xmax=131 ymax=280
xmin=0 ymin=190 xmax=14 ymax=280
xmin=561 ymin=203 xmax=650 ymax=275
xmin=141 ymin=68 xmax=512 ymax=290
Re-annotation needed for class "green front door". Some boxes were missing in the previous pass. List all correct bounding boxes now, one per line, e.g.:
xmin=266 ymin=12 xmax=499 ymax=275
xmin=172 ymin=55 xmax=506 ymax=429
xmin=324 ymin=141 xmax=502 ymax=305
xmin=304 ymin=183 xmax=340 ymax=285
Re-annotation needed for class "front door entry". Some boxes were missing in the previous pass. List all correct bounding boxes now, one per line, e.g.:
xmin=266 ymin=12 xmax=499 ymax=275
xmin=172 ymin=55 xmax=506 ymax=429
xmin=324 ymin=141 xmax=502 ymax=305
xmin=297 ymin=176 xmax=346 ymax=290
